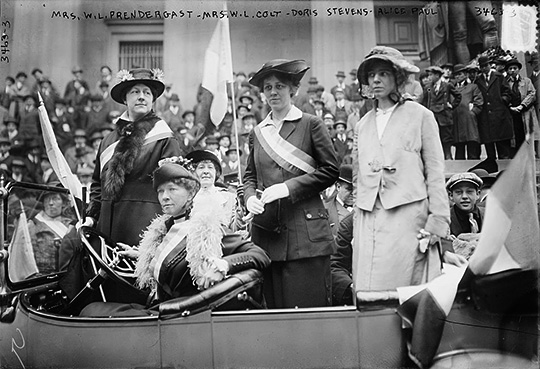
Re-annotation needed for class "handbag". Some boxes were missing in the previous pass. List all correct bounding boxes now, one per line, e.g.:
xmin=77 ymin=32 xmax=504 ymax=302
xmin=252 ymin=200 xmax=281 ymax=233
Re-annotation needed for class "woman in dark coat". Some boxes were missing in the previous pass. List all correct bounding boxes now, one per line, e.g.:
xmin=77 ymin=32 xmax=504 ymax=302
xmin=85 ymin=68 xmax=181 ymax=247
xmin=243 ymin=59 xmax=339 ymax=308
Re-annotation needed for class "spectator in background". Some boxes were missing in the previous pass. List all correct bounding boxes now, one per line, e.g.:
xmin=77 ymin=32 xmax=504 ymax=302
xmin=65 ymin=129 xmax=94 ymax=172
xmin=0 ymin=136 xmax=13 ymax=169
xmin=529 ymin=52 xmax=540 ymax=157
xmin=244 ymin=59 xmax=339 ymax=308
xmin=331 ymin=87 xmax=353 ymax=120
xmin=183 ymin=110 xmax=205 ymax=149
xmin=316 ymin=84 xmax=336 ymax=113
xmin=332 ymin=119 xmax=349 ymax=164
xmin=425 ymin=66 xmax=462 ymax=159
xmin=440 ymin=63 xmax=455 ymax=84
xmin=65 ymin=79 xmax=91 ymax=122
xmin=505 ymin=58 xmax=538 ymax=157
xmin=96 ymin=65 xmax=113 ymax=92
xmin=330 ymin=211 xmax=354 ymax=306
xmin=161 ymin=93 xmax=183 ymax=133
xmin=452 ymin=64 xmax=483 ymax=160
xmin=324 ymin=164 xmax=353 ymax=236
xmin=1 ymin=76 xmax=16 ymax=109
xmin=40 ymin=154 xmax=59 ymax=184
xmin=36 ymin=77 xmax=59 ymax=114
xmin=330 ymin=71 xmax=352 ymax=100
xmin=19 ymin=94 xmax=41 ymax=146
xmin=83 ymin=94 xmax=110 ymax=134
xmin=5 ymin=116 xmax=21 ymax=144
xmin=9 ymin=72 xmax=31 ymax=120
xmin=154 ymin=83 xmax=173 ymax=116
xmin=63 ymin=66 xmax=90 ymax=102
xmin=348 ymin=68 xmax=363 ymax=102
xmin=51 ymin=98 xmax=75 ymax=151
xmin=9 ymin=157 xmax=33 ymax=183
xmin=476 ymin=55 xmax=513 ymax=160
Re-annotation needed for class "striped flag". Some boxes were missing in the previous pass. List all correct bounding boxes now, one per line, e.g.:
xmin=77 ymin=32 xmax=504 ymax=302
xmin=8 ymin=206 xmax=39 ymax=281
xmin=37 ymin=92 xmax=83 ymax=204
xmin=201 ymin=6 xmax=233 ymax=126
xmin=469 ymin=141 xmax=540 ymax=275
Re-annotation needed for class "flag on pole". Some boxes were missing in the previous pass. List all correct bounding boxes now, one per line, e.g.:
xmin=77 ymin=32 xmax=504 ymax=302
xmin=37 ymin=92 xmax=83 ymax=202
xmin=8 ymin=205 xmax=39 ymax=281
xmin=201 ymin=6 xmax=233 ymax=126
xmin=469 ymin=141 xmax=540 ymax=275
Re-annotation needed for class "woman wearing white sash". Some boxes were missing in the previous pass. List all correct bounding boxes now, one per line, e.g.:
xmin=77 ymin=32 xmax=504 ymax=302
xmin=28 ymin=192 xmax=73 ymax=274
xmin=244 ymin=59 xmax=339 ymax=308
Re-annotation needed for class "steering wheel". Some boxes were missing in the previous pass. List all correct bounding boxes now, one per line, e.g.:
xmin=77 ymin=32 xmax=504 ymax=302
xmin=61 ymin=227 xmax=146 ymax=315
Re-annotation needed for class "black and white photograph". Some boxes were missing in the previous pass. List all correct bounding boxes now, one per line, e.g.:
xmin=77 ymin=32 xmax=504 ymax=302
xmin=0 ymin=0 xmax=538 ymax=368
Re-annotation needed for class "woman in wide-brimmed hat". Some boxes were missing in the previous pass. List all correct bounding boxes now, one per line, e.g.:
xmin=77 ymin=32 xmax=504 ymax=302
xmin=352 ymin=46 xmax=464 ymax=296
xmin=83 ymin=68 xmax=182 ymax=289
xmin=244 ymin=59 xmax=339 ymax=308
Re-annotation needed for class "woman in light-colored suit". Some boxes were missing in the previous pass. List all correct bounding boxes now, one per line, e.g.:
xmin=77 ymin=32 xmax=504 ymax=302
xmin=352 ymin=47 xmax=462 ymax=295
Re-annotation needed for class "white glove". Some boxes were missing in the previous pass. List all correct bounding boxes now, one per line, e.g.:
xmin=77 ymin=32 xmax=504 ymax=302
xmin=246 ymin=196 xmax=265 ymax=215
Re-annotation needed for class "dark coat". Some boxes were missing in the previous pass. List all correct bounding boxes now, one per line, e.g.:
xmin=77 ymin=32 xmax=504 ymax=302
xmin=425 ymin=80 xmax=462 ymax=127
xmin=87 ymin=112 xmax=182 ymax=246
xmin=475 ymin=71 xmax=513 ymax=143
xmin=244 ymin=112 xmax=339 ymax=261
xmin=453 ymin=81 xmax=484 ymax=143
xmin=330 ymin=211 xmax=354 ymax=305
xmin=332 ymin=134 xmax=349 ymax=163
xmin=323 ymin=193 xmax=351 ymax=236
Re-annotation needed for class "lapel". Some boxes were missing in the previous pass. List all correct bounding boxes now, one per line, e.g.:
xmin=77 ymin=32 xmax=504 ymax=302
xmin=487 ymin=73 xmax=497 ymax=89
xmin=279 ymin=119 xmax=297 ymax=140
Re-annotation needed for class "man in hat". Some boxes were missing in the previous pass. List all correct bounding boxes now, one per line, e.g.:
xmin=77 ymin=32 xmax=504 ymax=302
xmin=468 ymin=167 xmax=497 ymax=209
xmin=63 ymin=66 xmax=90 ymax=100
xmin=4 ymin=115 xmax=20 ymax=144
xmin=181 ymin=110 xmax=205 ymax=150
xmin=82 ymin=94 xmax=110 ymax=135
xmin=528 ymin=52 xmax=540 ymax=157
xmin=348 ymin=68 xmax=363 ymax=102
xmin=222 ymin=147 xmax=245 ymax=179
xmin=330 ymin=71 xmax=352 ymax=100
xmin=83 ymin=68 xmax=182 ymax=257
xmin=425 ymin=65 xmax=462 ymax=159
xmin=452 ymin=63 xmax=483 ymax=160
xmin=0 ymin=136 xmax=12 ymax=168
xmin=19 ymin=94 xmax=41 ymax=145
xmin=160 ymin=93 xmax=184 ymax=133
xmin=36 ymin=77 xmax=59 ymax=114
xmin=324 ymin=164 xmax=353 ymax=236
xmin=476 ymin=55 xmax=513 ymax=160
xmin=9 ymin=156 xmax=32 ymax=183
xmin=323 ymin=112 xmax=336 ymax=137
xmin=331 ymin=87 xmax=353 ymax=120
xmin=505 ymin=58 xmax=538 ymax=157
xmin=64 ymin=129 xmax=94 ymax=173
xmin=440 ymin=63 xmax=454 ymax=84
xmin=332 ymin=119 xmax=349 ymax=163
xmin=317 ymin=84 xmax=336 ymax=112
xmin=40 ymin=153 xmax=59 ymax=184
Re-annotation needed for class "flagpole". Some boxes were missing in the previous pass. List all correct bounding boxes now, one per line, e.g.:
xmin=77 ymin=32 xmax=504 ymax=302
xmin=228 ymin=81 xmax=243 ymax=185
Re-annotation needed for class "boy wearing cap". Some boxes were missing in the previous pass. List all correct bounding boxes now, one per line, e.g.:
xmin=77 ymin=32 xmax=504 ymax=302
xmin=332 ymin=120 xmax=349 ymax=163
xmin=446 ymin=172 xmax=484 ymax=260
xmin=324 ymin=164 xmax=353 ymax=236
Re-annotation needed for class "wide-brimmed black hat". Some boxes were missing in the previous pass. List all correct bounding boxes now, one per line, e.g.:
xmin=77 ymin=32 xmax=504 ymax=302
xmin=111 ymin=68 xmax=165 ymax=105
xmin=249 ymin=59 xmax=310 ymax=88
xmin=186 ymin=150 xmax=222 ymax=176
xmin=152 ymin=160 xmax=200 ymax=190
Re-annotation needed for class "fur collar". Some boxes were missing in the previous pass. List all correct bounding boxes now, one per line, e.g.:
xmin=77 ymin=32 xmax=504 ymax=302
xmin=135 ymin=194 xmax=226 ymax=292
xmin=103 ymin=111 xmax=160 ymax=199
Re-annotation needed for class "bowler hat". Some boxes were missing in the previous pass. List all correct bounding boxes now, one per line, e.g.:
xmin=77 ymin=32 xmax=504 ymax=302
xmin=225 ymin=148 xmax=243 ymax=156
xmin=89 ymin=131 xmax=104 ymax=142
xmin=170 ymin=93 xmax=180 ymax=102
xmin=469 ymin=168 xmax=496 ymax=188
xmin=446 ymin=172 xmax=483 ymax=191
xmin=249 ymin=59 xmax=310 ymax=88
xmin=308 ymin=77 xmax=319 ymax=85
xmin=477 ymin=56 xmax=490 ymax=67
xmin=152 ymin=159 xmax=200 ymax=190
xmin=334 ymin=87 xmax=345 ymax=94
xmin=307 ymin=86 xmax=319 ymax=93
xmin=338 ymin=164 xmax=353 ymax=184
xmin=323 ymin=113 xmax=334 ymax=121
xmin=335 ymin=71 xmax=346 ymax=78
xmin=505 ymin=58 xmax=522 ymax=70
xmin=71 ymin=66 xmax=83 ymax=74
xmin=239 ymin=94 xmax=254 ymax=104
xmin=110 ymin=68 xmax=165 ymax=105
xmin=358 ymin=46 xmax=419 ymax=85
xmin=186 ymin=150 xmax=222 ymax=177
xmin=182 ymin=110 xmax=195 ymax=119
xmin=350 ymin=69 xmax=357 ymax=75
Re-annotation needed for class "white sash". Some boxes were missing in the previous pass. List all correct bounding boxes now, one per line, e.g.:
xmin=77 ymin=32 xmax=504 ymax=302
xmin=100 ymin=119 xmax=173 ymax=172
xmin=153 ymin=222 xmax=189 ymax=283
xmin=35 ymin=212 xmax=69 ymax=238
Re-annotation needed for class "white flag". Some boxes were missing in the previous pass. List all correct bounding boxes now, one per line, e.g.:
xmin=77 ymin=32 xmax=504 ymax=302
xmin=202 ymin=10 xmax=233 ymax=126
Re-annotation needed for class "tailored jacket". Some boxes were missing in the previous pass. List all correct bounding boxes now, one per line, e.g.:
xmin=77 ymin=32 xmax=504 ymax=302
xmin=353 ymin=101 xmax=449 ymax=236
xmin=324 ymin=194 xmax=351 ymax=236
xmin=244 ymin=108 xmax=339 ymax=261
xmin=330 ymin=211 xmax=354 ymax=305
xmin=475 ymin=71 xmax=513 ymax=143
xmin=507 ymin=75 xmax=538 ymax=136
xmin=87 ymin=111 xmax=182 ymax=246
xmin=425 ymin=80 xmax=462 ymax=126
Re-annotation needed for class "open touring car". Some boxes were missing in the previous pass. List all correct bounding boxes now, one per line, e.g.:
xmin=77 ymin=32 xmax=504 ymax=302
xmin=0 ymin=179 xmax=538 ymax=368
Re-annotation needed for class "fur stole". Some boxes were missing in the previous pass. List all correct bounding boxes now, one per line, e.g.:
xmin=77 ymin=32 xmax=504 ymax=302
xmin=134 ymin=194 xmax=225 ymax=292
xmin=103 ymin=111 xmax=160 ymax=199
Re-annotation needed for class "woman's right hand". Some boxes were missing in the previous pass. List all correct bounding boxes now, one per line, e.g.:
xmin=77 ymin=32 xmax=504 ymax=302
xmin=75 ymin=217 xmax=95 ymax=231
xmin=117 ymin=242 xmax=140 ymax=260
xmin=246 ymin=196 xmax=265 ymax=215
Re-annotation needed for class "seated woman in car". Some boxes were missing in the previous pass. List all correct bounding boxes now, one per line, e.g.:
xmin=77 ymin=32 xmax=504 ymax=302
xmin=80 ymin=157 xmax=270 ymax=316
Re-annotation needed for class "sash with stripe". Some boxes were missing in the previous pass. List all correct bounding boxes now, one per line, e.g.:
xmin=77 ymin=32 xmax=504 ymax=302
xmin=153 ymin=222 xmax=189 ymax=289
xmin=99 ymin=119 xmax=173 ymax=172
xmin=254 ymin=124 xmax=316 ymax=175
xmin=34 ymin=213 xmax=69 ymax=238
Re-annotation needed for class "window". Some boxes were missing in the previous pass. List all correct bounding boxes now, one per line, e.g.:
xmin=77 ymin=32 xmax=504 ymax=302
xmin=119 ymin=41 xmax=163 ymax=70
